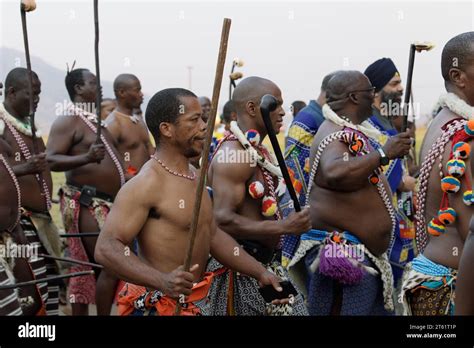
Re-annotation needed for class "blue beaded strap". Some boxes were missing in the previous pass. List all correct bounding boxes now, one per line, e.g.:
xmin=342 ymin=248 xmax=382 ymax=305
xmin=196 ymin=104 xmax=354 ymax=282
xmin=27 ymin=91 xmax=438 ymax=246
xmin=301 ymin=229 xmax=361 ymax=245
xmin=412 ymin=254 xmax=454 ymax=278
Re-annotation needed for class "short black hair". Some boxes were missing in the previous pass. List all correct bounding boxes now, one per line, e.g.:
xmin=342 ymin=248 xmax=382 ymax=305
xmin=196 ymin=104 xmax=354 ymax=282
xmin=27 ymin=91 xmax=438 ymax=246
xmin=222 ymin=100 xmax=236 ymax=123
xmin=65 ymin=68 xmax=89 ymax=100
xmin=145 ymin=88 xmax=197 ymax=144
xmin=442 ymin=32 xmax=474 ymax=83
xmin=4 ymin=67 xmax=38 ymax=93
xmin=291 ymin=100 xmax=306 ymax=116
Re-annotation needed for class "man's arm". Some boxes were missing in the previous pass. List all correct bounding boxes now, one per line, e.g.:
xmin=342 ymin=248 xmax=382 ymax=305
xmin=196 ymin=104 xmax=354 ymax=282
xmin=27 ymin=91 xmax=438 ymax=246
xmin=94 ymin=176 xmax=194 ymax=297
xmin=316 ymin=131 xmax=412 ymax=191
xmin=46 ymin=116 xmax=104 ymax=171
xmin=210 ymin=142 xmax=310 ymax=240
xmin=210 ymin=225 xmax=283 ymax=291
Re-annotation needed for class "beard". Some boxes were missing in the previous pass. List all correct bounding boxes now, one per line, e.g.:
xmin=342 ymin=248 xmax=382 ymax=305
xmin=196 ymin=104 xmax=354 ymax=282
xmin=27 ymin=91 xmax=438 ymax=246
xmin=380 ymin=89 xmax=403 ymax=117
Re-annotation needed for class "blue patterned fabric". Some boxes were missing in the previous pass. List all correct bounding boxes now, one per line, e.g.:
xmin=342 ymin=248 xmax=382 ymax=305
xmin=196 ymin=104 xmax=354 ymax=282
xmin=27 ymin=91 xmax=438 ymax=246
xmin=280 ymin=100 xmax=325 ymax=266
xmin=304 ymin=244 xmax=392 ymax=315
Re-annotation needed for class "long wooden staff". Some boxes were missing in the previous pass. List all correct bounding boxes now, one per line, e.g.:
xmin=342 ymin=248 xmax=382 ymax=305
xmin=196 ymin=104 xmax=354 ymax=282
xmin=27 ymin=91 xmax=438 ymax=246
xmin=20 ymin=0 xmax=38 ymax=154
xmin=59 ymin=232 xmax=100 ymax=238
xmin=175 ymin=18 xmax=231 ymax=315
xmin=401 ymin=42 xmax=434 ymax=132
xmin=38 ymin=253 xmax=103 ymax=269
xmin=0 ymin=270 xmax=95 ymax=290
xmin=93 ymin=0 xmax=103 ymax=149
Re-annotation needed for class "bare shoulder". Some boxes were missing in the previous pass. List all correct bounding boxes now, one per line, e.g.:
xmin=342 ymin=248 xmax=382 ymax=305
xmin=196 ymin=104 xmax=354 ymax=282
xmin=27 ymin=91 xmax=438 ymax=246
xmin=210 ymin=140 xmax=255 ymax=182
xmin=116 ymin=159 xmax=161 ymax=204
xmin=49 ymin=115 xmax=83 ymax=136
xmin=311 ymin=120 xmax=343 ymax=152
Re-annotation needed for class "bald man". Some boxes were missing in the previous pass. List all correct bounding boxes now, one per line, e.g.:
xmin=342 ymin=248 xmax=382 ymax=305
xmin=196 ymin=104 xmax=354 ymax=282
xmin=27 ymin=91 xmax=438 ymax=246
xmin=289 ymin=70 xmax=411 ymax=315
xmin=401 ymin=32 xmax=474 ymax=316
xmin=106 ymin=74 xmax=154 ymax=175
xmin=206 ymin=76 xmax=311 ymax=315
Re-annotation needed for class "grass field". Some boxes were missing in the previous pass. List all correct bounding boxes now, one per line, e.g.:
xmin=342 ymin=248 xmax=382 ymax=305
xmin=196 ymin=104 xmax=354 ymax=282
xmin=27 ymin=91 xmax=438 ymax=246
xmin=50 ymin=171 xmax=65 ymax=230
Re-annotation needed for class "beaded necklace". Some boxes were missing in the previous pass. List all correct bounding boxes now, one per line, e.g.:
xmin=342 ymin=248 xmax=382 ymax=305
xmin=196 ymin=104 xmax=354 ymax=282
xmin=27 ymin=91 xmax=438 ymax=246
xmin=151 ymin=155 xmax=196 ymax=180
xmin=68 ymin=104 xmax=126 ymax=187
xmin=115 ymin=110 xmax=140 ymax=124
xmin=0 ymin=154 xmax=21 ymax=232
xmin=0 ymin=114 xmax=52 ymax=211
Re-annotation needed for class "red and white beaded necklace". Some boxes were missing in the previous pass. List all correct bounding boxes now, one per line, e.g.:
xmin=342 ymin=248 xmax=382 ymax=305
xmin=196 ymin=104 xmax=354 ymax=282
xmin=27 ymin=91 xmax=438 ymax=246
xmin=0 ymin=110 xmax=52 ymax=211
xmin=0 ymin=154 xmax=21 ymax=232
xmin=151 ymin=155 xmax=196 ymax=180
xmin=67 ymin=104 xmax=126 ymax=187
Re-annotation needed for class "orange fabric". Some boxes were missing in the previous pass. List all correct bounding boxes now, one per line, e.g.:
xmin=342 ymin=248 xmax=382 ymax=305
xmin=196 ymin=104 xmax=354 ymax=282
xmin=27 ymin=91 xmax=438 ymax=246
xmin=36 ymin=307 xmax=47 ymax=316
xmin=117 ymin=272 xmax=215 ymax=316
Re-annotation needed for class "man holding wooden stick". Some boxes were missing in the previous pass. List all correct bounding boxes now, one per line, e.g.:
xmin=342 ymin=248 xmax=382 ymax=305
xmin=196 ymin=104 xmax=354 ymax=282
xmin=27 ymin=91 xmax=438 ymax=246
xmin=95 ymin=88 xmax=284 ymax=316
xmin=47 ymin=68 xmax=126 ymax=315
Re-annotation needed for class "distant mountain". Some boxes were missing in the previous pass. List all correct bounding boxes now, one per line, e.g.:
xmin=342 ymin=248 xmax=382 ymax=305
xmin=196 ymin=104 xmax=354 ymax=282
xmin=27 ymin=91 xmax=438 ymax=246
xmin=0 ymin=47 xmax=114 ymax=133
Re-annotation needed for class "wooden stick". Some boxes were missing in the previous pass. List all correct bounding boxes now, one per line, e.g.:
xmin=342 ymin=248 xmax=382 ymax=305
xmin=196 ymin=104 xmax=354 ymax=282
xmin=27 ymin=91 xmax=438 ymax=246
xmin=175 ymin=18 xmax=231 ymax=315
xmin=20 ymin=6 xmax=37 ymax=154
xmin=260 ymin=95 xmax=301 ymax=212
xmin=93 ymin=0 xmax=103 ymax=147
xmin=38 ymin=253 xmax=103 ymax=269
xmin=402 ymin=44 xmax=416 ymax=133
xmin=59 ymin=232 xmax=100 ymax=238
xmin=0 ymin=270 xmax=95 ymax=290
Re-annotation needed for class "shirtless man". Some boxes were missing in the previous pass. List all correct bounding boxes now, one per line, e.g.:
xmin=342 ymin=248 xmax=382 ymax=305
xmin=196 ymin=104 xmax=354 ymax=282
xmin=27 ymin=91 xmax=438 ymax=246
xmin=105 ymin=74 xmax=154 ymax=175
xmin=207 ymin=76 xmax=311 ymax=315
xmin=289 ymin=70 xmax=411 ymax=315
xmin=95 ymin=88 xmax=283 ymax=316
xmin=0 ymin=137 xmax=50 ymax=316
xmin=0 ymin=68 xmax=61 ymax=315
xmin=455 ymin=221 xmax=474 ymax=315
xmin=401 ymin=32 xmax=474 ymax=315
xmin=46 ymin=68 xmax=126 ymax=315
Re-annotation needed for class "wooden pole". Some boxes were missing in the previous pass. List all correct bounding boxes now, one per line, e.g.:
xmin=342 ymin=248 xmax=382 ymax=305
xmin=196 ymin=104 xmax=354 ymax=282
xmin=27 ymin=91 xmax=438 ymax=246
xmin=93 ymin=0 xmax=103 ymax=148
xmin=0 ymin=270 xmax=95 ymax=290
xmin=175 ymin=18 xmax=231 ymax=315
xmin=38 ymin=253 xmax=103 ymax=269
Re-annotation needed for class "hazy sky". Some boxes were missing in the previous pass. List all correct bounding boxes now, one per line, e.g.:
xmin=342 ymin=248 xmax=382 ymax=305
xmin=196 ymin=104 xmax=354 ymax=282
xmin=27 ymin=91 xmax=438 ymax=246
xmin=1 ymin=0 xmax=473 ymax=127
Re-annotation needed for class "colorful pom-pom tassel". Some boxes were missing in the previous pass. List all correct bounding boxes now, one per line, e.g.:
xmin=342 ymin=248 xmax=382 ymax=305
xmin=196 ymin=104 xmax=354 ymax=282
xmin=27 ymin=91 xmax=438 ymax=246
xmin=453 ymin=141 xmax=471 ymax=159
xmin=463 ymin=190 xmax=474 ymax=206
xmin=446 ymin=158 xmax=466 ymax=178
xmin=437 ymin=207 xmax=457 ymax=225
xmin=427 ymin=218 xmax=446 ymax=236
xmin=261 ymin=196 xmax=278 ymax=217
xmin=465 ymin=119 xmax=474 ymax=137
xmin=248 ymin=181 xmax=265 ymax=199
xmin=245 ymin=129 xmax=260 ymax=147
xmin=441 ymin=176 xmax=461 ymax=193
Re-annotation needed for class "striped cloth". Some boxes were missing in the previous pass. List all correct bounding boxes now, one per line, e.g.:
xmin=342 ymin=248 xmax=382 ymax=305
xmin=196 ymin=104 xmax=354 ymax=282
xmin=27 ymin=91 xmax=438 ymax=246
xmin=0 ymin=259 xmax=23 ymax=316
xmin=20 ymin=213 xmax=58 ymax=315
